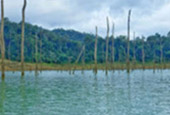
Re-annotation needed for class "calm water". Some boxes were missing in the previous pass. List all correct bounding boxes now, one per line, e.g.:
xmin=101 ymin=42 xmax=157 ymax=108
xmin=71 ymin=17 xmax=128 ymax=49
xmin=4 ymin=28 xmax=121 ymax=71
xmin=0 ymin=70 xmax=170 ymax=115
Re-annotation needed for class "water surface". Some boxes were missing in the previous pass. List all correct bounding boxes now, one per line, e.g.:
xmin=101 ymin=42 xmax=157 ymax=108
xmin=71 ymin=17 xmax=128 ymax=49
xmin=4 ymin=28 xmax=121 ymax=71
xmin=0 ymin=70 xmax=170 ymax=115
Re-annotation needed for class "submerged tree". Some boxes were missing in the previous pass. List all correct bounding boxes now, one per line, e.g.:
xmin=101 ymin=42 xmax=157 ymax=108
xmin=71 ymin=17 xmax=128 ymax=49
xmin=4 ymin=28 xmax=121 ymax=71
xmin=39 ymin=38 xmax=42 ymax=70
xmin=38 ymin=30 xmax=43 ymax=71
xmin=133 ymin=32 xmax=136 ymax=66
xmin=75 ymin=45 xmax=85 ymax=64
xmin=8 ymin=42 xmax=11 ymax=61
xmin=94 ymin=26 xmax=98 ymax=67
xmin=82 ymin=46 xmax=85 ymax=66
xmin=153 ymin=39 xmax=156 ymax=70
xmin=35 ymin=34 xmax=38 ymax=71
xmin=142 ymin=36 xmax=145 ymax=69
xmin=0 ymin=0 xmax=5 ymax=78
xmin=111 ymin=22 xmax=115 ymax=67
xmin=7 ymin=32 xmax=11 ymax=61
xmin=160 ymin=37 xmax=163 ymax=68
xmin=106 ymin=17 xmax=110 ymax=68
xmin=127 ymin=9 xmax=131 ymax=70
xmin=21 ymin=0 xmax=27 ymax=76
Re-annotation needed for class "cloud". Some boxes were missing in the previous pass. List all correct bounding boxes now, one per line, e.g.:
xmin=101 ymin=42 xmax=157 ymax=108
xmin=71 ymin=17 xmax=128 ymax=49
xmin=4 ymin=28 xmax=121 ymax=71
xmin=2 ymin=0 xmax=170 ymax=38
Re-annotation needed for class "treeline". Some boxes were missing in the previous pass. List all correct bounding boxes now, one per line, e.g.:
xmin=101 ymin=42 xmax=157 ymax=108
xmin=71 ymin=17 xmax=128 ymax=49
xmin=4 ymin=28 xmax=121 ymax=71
xmin=1 ymin=18 xmax=170 ymax=64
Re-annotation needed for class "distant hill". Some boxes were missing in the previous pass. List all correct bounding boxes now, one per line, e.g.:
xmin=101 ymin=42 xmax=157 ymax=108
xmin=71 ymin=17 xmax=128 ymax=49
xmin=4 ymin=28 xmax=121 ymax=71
xmin=52 ymin=29 xmax=95 ymax=42
xmin=1 ymin=18 xmax=170 ymax=64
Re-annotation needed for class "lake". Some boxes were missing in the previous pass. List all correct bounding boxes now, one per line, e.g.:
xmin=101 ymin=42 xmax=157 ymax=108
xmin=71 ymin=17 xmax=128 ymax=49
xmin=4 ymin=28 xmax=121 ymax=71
xmin=0 ymin=70 xmax=170 ymax=115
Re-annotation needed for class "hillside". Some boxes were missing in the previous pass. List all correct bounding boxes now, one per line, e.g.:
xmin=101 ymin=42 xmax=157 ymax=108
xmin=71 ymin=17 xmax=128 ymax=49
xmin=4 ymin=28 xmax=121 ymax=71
xmin=1 ymin=18 xmax=170 ymax=64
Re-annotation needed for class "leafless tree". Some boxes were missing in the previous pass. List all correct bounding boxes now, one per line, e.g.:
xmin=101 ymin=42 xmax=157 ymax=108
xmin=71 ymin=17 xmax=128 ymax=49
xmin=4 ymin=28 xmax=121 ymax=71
xmin=82 ymin=46 xmax=85 ymax=66
xmin=153 ymin=40 xmax=156 ymax=70
xmin=39 ymin=38 xmax=42 ymax=70
xmin=35 ymin=34 xmax=38 ymax=71
xmin=75 ymin=45 xmax=85 ymax=64
xmin=133 ymin=32 xmax=136 ymax=65
xmin=111 ymin=22 xmax=115 ymax=66
xmin=106 ymin=17 xmax=110 ymax=68
xmin=142 ymin=36 xmax=145 ymax=69
xmin=21 ymin=0 xmax=27 ymax=76
xmin=127 ymin=9 xmax=131 ymax=70
xmin=160 ymin=38 xmax=163 ymax=68
xmin=94 ymin=26 xmax=98 ymax=66
xmin=0 ymin=0 xmax=5 ymax=78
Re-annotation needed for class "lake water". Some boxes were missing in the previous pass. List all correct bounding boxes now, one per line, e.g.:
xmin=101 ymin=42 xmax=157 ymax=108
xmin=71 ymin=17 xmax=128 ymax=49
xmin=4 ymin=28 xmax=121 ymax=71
xmin=0 ymin=70 xmax=170 ymax=115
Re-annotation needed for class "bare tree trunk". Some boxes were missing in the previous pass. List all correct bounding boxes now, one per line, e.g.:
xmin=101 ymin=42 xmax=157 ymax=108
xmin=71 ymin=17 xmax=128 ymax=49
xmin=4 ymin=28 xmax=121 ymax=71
xmin=111 ymin=22 xmax=115 ymax=67
xmin=8 ymin=42 xmax=11 ymax=61
xmin=153 ymin=49 xmax=156 ymax=70
xmin=142 ymin=37 xmax=145 ymax=69
xmin=133 ymin=32 xmax=136 ymax=66
xmin=39 ymin=39 xmax=42 ymax=70
xmin=127 ymin=10 xmax=131 ymax=70
xmin=8 ymin=32 xmax=12 ymax=61
xmin=123 ymin=47 xmax=127 ymax=70
xmin=21 ymin=0 xmax=27 ymax=76
xmin=31 ymin=48 xmax=34 ymax=63
xmin=160 ymin=38 xmax=163 ymax=69
xmin=153 ymin=41 xmax=156 ymax=70
xmin=82 ymin=46 xmax=85 ymax=66
xmin=118 ymin=49 xmax=121 ymax=68
xmin=94 ymin=26 xmax=98 ymax=66
xmin=0 ymin=0 xmax=5 ymax=78
xmin=68 ymin=56 xmax=72 ymax=66
xmin=118 ymin=49 xmax=121 ymax=62
xmin=103 ymin=44 xmax=105 ymax=63
xmin=75 ymin=45 xmax=85 ymax=64
xmin=35 ymin=35 xmax=38 ymax=71
xmin=106 ymin=17 xmax=110 ymax=68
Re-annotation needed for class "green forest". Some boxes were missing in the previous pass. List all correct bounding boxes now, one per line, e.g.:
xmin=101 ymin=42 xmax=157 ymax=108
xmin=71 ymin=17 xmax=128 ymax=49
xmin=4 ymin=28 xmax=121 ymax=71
xmin=2 ymin=18 xmax=170 ymax=64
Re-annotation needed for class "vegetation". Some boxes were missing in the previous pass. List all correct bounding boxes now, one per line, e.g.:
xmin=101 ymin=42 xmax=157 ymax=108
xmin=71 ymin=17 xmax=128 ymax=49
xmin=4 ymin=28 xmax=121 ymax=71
xmin=1 ymin=18 xmax=170 ymax=67
xmin=1 ymin=60 xmax=169 ymax=71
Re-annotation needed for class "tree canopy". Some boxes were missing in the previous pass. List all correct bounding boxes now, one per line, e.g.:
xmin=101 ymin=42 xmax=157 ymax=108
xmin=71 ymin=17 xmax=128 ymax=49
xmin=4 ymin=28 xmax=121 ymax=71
xmin=1 ymin=18 xmax=170 ymax=64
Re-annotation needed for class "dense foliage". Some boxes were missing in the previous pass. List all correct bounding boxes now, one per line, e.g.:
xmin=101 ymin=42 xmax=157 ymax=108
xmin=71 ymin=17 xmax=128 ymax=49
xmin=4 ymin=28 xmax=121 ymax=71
xmin=1 ymin=18 xmax=170 ymax=64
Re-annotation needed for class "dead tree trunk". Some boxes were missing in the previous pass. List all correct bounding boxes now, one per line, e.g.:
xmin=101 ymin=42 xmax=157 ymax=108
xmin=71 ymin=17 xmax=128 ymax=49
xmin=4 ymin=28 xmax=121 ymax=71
xmin=35 ymin=35 xmax=38 ymax=71
xmin=103 ymin=44 xmax=105 ymax=63
xmin=75 ymin=45 xmax=85 ymax=64
xmin=0 ymin=0 xmax=5 ymax=78
xmin=38 ymin=31 xmax=43 ymax=71
xmin=142 ymin=37 xmax=145 ymax=69
xmin=8 ymin=42 xmax=11 ymax=61
xmin=111 ymin=22 xmax=115 ymax=67
xmin=127 ymin=9 xmax=131 ymax=70
xmin=153 ymin=40 xmax=156 ymax=70
xmin=82 ymin=46 xmax=85 ymax=66
xmin=133 ymin=32 xmax=136 ymax=66
xmin=8 ymin=32 xmax=12 ymax=61
xmin=160 ymin=38 xmax=163 ymax=68
xmin=39 ymin=39 xmax=42 ymax=70
xmin=106 ymin=17 xmax=110 ymax=68
xmin=94 ymin=26 xmax=98 ymax=66
xmin=21 ymin=0 xmax=27 ymax=76
xmin=31 ymin=48 xmax=34 ymax=63
xmin=118 ymin=49 xmax=121 ymax=68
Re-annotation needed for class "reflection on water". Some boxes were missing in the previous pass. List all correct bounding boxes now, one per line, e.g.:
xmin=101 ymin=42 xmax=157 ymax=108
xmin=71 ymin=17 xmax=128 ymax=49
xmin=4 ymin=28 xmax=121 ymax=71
xmin=0 ymin=70 xmax=170 ymax=115
xmin=20 ymin=77 xmax=26 ymax=114
xmin=0 ymin=80 xmax=5 ymax=114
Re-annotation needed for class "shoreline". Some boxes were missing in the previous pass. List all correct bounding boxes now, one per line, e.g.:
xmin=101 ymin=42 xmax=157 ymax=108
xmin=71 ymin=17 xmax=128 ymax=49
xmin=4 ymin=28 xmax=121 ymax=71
xmin=0 ymin=61 xmax=169 ymax=71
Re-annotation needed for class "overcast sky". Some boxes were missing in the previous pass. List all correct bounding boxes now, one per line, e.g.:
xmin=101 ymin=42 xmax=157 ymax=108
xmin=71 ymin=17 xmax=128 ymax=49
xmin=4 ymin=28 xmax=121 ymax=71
xmin=2 ymin=0 xmax=170 ymax=38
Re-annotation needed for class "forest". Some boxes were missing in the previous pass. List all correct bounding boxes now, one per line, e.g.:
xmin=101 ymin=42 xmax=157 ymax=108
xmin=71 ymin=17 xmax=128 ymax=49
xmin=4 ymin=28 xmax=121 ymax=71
xmin=1 ymin=18 xmax=170 ymax=65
